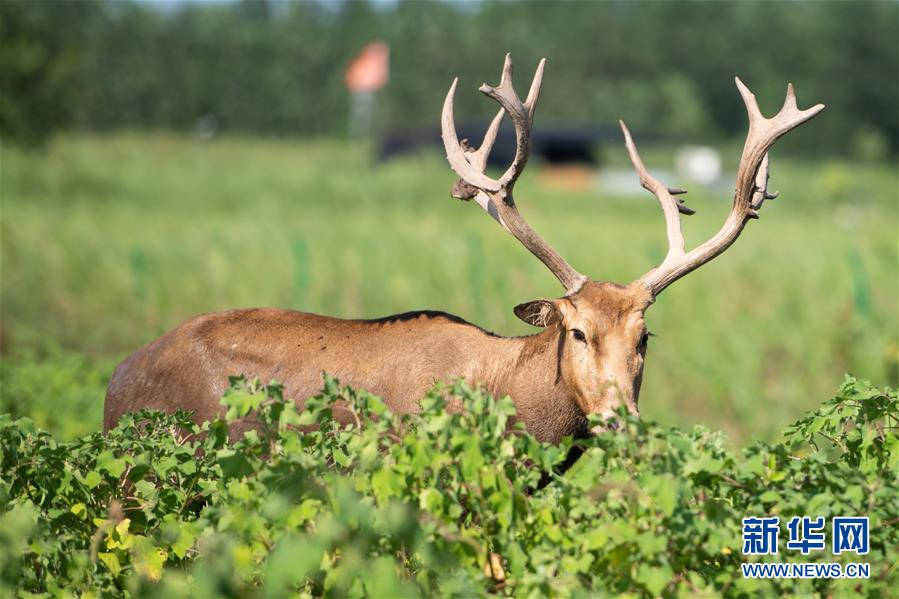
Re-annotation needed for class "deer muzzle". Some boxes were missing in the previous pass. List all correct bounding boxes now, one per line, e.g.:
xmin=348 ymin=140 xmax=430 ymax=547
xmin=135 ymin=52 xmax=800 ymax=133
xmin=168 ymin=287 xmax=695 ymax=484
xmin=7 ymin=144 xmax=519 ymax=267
xmin=589 ymin=379 xmax=639 ymax=435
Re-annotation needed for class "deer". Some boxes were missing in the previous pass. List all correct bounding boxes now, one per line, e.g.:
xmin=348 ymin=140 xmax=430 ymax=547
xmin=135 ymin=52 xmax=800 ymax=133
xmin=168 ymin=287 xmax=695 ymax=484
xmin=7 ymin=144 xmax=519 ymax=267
xmin=104 ymin=55 xmax=823 ymax=444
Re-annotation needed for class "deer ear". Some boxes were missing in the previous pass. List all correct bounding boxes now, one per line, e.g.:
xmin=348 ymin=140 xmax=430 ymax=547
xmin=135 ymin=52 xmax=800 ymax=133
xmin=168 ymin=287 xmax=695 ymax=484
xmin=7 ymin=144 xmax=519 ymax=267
xmin=514 ymin=299 xmax=561 ymax=328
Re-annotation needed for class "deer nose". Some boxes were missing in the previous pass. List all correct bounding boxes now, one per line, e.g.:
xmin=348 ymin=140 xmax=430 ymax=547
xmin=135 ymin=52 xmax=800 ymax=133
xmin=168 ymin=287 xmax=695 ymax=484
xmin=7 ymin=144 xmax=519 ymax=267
xmin=597 ymin=380 xmax=638 ymax=411
xmin=590 ymin=419 xmax=624 ymax=436
xmin=590 ymin=408 xmax=623 ymax=435
xmin=589 ymin=395 xmax=639 ymax=435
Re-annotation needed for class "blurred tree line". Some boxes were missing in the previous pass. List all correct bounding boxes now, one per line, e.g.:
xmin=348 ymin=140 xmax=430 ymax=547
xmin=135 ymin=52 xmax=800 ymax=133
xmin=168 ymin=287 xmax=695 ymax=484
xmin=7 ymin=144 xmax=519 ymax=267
xmin=1 ymin=0 xmax=896 ymax=158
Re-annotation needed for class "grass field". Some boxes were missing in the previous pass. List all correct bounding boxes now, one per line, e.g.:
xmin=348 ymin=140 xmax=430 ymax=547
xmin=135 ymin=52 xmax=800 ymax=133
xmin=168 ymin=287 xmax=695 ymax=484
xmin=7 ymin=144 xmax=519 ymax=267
xmin=1 ymin=134 xmax=896 ymax=443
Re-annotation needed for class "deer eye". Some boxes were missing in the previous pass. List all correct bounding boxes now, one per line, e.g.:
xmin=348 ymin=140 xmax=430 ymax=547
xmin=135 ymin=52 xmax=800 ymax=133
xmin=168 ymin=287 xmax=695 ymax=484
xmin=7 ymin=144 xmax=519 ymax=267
xmin=639 ymin=331 xmax=652 ymax=349
xmin=571 ymin=329 xmax=587 ymax=343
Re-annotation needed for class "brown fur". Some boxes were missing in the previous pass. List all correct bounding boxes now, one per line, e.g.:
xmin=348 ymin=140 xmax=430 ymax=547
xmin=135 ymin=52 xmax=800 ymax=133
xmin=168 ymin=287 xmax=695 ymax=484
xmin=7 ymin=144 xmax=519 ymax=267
xmin=105 ymin=281 xmax=652 ymax=443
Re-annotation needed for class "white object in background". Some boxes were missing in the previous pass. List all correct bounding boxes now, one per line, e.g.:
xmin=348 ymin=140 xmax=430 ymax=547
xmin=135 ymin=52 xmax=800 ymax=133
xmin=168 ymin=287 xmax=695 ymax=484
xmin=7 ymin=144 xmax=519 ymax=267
xmin=675 ymin=146 xmax=721 ymax=185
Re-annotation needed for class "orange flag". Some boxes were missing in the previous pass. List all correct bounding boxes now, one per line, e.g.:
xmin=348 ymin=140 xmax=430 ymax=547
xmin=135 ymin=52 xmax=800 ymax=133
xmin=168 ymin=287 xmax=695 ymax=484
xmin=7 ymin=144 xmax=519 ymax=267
xmin=345 ymin=42 xmax=390 ymax=92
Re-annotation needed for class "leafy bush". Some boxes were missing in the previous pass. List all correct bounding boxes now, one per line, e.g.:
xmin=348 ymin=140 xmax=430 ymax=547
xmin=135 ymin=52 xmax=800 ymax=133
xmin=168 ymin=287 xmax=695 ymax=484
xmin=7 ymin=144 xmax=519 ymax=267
xmin=1 ymin=375 xmax=896 ymax=597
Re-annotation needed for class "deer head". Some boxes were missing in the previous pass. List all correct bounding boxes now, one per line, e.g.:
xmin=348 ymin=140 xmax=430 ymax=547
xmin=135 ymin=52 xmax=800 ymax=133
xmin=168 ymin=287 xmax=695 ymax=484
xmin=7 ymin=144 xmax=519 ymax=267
xmin=441 ymin=55 xmax=824 ymax=429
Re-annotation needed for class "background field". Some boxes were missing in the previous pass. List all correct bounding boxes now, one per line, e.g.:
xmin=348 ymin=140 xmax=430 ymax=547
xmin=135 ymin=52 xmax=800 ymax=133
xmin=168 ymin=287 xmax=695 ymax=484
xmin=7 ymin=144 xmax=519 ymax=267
xmin=2 ymin=133 xmax=896 ymax=443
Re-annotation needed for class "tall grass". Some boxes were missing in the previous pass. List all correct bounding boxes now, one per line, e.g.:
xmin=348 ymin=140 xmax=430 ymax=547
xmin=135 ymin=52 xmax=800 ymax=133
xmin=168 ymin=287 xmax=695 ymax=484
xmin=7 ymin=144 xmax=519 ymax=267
xmin=1 ymin=133 xmax=896 ymax=442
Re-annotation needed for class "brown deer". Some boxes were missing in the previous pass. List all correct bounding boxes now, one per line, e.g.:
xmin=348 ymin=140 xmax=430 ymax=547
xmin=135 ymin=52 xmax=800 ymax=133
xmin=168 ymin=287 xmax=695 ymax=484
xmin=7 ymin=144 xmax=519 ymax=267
xmin=104 ymin=55 xmax=823 ymax=442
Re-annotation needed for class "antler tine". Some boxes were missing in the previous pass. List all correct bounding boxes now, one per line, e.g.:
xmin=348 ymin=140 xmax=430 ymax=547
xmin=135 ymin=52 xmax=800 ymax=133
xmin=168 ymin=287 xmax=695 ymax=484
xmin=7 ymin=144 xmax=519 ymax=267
xmin=454 ymin=107 xmax=510 ymax=231
xmin=620 ymin=120 xmax=694 ymax=266
xmin=638 ymin=79 xmax=824 ymax=296
xmin=749 ymin=153 xmax=779 ymax=211
xmin=467 ymin=107 xmax=505 ymax=172
xmin=734 ymin=78 xmax=824 ymax=218
xmin=523 ymin=57 xmax=545 ymax=119
xmin=479 ymin=54 xmax=546 ymax=189
xmin=441 ymin=55 xmax=545 ymax=192
xmin=441 ymin=78 xmax=502 ymax=193
xmin=440 ymin=55 xmax=587 ymax=295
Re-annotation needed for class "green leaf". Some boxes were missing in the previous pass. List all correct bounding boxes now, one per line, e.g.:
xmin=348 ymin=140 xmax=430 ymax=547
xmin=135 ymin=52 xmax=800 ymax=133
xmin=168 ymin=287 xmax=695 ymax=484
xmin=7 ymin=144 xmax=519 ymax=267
xmin=372 ymin=467 xmax=403 ymax=501
xmin=84 ymin=470 xmax=102 ymax=489
xmin=70 ymin=503 xmax=87 ymax=519
xmin=132 ymin=536 xmax=167 ymax=582
xmin=170 ymin=526 xmax=195 ymax=560
xmin=638 ymin=563 xmax=673 ymax=597
xmin=683 ymin=454 xmax=723 ymax=476
xmin=419 ymin=487 xmax=443 ymax=513
xmin=96 ymin=450 xmax=128 ymax=477
xmin=97 ymin=552 xmax=121 ymax=577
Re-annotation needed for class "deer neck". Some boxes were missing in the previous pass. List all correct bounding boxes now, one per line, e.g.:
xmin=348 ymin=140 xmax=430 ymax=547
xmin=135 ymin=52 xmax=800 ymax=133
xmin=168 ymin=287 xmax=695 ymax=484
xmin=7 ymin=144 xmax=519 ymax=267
xmin=482 ymin=329 xmax=588 ymax=443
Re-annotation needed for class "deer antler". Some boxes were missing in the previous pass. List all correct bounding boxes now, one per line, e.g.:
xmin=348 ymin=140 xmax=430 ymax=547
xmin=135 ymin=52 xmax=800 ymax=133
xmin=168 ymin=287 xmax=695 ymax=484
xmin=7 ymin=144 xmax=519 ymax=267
xmin=622 ymin=78 xmax=824 ymax=296
xmin=441 ymin=54 xmax=587 ymax=295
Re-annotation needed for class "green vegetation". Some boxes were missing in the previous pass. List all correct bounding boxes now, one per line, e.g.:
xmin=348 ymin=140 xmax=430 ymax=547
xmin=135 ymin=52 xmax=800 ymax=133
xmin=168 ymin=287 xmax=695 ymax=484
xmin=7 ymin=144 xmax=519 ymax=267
xmin=2 ymin=375 xmax=896 ymax=596
xmin=1 ymin=135 xmax=896 ymax=443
